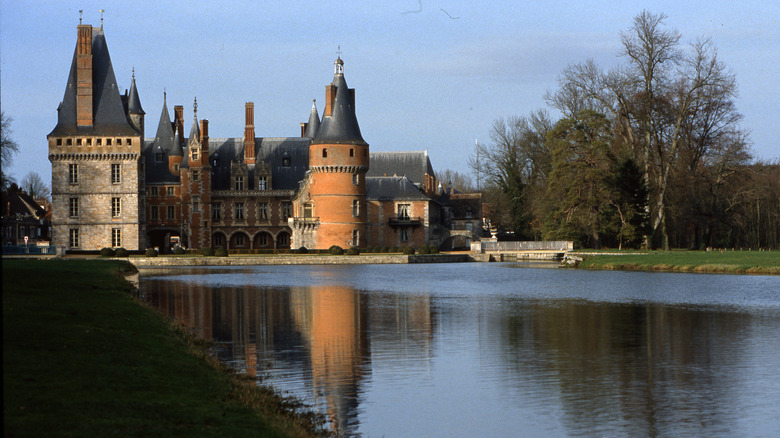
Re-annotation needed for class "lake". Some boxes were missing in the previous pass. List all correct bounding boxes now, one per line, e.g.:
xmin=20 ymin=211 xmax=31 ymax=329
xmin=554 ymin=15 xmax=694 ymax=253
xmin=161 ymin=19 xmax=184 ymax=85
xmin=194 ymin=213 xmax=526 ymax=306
xmin=138 ymin=263 xmax=780 ymax=437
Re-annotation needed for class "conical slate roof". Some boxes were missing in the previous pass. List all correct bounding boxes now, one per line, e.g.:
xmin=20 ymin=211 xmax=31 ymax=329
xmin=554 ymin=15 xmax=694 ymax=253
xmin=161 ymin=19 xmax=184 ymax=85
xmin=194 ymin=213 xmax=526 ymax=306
xmin=304 ymin=99 xmax=320 ymax=138
xmin=48 ymin=26 xmax=138 ymax=137
xmin=313 ymin=59 xmax=366 ymax=145
xmin=127 ymin=72 xmax=144 ymax=115
xmin=152 ymin=94 xmax=174 ymax=152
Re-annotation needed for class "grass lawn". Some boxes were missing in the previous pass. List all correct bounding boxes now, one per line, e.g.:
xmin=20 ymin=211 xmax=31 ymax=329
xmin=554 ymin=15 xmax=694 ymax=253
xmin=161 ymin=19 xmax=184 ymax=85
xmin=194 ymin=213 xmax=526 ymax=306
xmin=576 ymin=250 xmax=780 ymax=274
xmin=3 ymin=258 xmax=325 ymax=437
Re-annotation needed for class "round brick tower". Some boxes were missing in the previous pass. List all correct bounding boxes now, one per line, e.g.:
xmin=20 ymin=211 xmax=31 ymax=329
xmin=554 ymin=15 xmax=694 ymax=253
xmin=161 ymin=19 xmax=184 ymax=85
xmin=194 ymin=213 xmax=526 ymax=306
xmin=309 ymin=57 xmax=369 ymax=249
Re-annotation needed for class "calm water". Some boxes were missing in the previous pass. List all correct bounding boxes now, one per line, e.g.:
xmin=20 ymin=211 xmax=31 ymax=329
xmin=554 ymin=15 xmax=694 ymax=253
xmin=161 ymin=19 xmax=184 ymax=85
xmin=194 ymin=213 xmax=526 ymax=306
xmin=138 ymin=263 xmax=780 ymax=437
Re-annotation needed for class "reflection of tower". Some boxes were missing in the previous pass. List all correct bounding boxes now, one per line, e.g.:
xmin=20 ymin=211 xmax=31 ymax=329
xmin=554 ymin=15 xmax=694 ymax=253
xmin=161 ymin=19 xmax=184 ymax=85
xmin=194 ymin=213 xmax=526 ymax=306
xmin=295 ymin=285 xmax=368 ymax=435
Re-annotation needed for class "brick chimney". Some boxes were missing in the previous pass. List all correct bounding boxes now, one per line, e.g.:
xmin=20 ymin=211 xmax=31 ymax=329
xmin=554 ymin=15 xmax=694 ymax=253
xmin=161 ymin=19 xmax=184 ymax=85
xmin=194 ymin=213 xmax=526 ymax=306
xmin=76 ymin=25 xmax=93 ymax=126
xmin=324 ymin=83 xmax=336 ymax=117
xmin=244 ymin=102 xmax=256 ymax=164
xmin=200 ymin=119 xmax=209 ymax=164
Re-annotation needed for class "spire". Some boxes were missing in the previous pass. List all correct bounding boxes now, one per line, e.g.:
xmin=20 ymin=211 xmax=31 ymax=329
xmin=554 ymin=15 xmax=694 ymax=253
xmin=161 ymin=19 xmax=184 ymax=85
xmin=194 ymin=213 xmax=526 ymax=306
xmin=313 ymin=57 xmax=366 ymax=145
xmin=304 ymin=99 xmax=320 ymax=138
xmin=127 ymin=68 xmax=144 ymax=115
xmin=188 ymin=97 xmax=200 ymax=144
xmin=153 ymin=92 xmax=174 ymax=152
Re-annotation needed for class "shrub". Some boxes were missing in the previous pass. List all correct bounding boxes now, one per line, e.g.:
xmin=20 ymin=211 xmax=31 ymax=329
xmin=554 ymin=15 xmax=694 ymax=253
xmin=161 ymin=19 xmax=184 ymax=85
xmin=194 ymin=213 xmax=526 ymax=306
xmin=215 ymin=248 xmax=228 ymax=257
xmin=402 ymin=246 xmax=415 ymax=255
xmin=296 ymin=246 xmax=309 ymax=254
xmin=429 ymin=244 xmax=440 ymax=254
xmin=173 ymin=246 xmax=185 ymax=255
xmin=200 ymin=247 xmax=215 ymax=257
xmin=390 ymin=246 xmax=400 ymax=253
xmin=144 ymin=248 xmax=158 ymax=257
xmin=346 ymin=247 xmax=360 ymax=256
xmin=328 ymin=245 xmax=344 ymax=255
xmin=418 ymin=245 xmax=431 ymax=254
xmin=114 ymin=247 xmax=129 ymax=257
xmin=100 ymin=247 xmax=115 ymax=257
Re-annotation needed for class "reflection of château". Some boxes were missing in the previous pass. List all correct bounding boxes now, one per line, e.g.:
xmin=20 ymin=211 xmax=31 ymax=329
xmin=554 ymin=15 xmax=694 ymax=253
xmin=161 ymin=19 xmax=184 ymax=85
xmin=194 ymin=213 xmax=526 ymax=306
xmin=48 ymin=20 xmax=482 ymax=253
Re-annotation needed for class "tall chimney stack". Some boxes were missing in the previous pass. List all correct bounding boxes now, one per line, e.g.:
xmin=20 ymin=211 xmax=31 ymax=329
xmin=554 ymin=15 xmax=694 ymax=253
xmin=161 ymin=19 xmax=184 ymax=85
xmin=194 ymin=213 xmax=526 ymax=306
xmin=76 ymin=25 xmax=93 ymax=126
xmin=244 ymin=102 xmax=256 ymax=164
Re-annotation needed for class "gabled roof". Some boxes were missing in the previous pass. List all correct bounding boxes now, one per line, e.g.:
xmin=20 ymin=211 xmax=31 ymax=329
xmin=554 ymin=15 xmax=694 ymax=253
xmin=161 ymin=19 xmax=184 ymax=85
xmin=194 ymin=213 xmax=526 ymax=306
xmin=313 ymin=61 xmax=366 ymax=145
xmin=49 ymin=26 xmax=138 ymax=137
xmin=208 ymin=137 xmax=311 ymax=191
xmin=1 ymin=191 xmax=47 ymax=219
xmin=366 ymin=176 xmax=430 ymax=201
xmin=367 ymin=151 xmax=435 ymax=186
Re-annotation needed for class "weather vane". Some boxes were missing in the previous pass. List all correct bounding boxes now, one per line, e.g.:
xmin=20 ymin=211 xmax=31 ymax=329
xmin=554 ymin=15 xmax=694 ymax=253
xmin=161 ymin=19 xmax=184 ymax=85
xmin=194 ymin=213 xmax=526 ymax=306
xmin=79 ymin=10 xmax=83 ymax=24
xmin=100 ymin=9 xmax=105 ymax=28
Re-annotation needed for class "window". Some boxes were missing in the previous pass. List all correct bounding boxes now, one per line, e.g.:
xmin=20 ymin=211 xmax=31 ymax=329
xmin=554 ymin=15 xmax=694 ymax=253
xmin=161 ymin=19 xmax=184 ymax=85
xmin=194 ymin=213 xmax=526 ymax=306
xmin=235 ymin=234 xmax=245 ymax=246
xmin=282 ymin=156 xmax=290 ymax=166
xmin=304 ymin=203 xmax=313 ymax=218
xmin=66 ymin=138 xmax=73 ymax=146
xmin=126 ymin=138 xmax=132 ymax=146
xmin=258 ymin=203 xmax=268 ymax=220
xmin=352 ymin=229 xmax=359 ymax=246
xmin=235 ymin=203 xmax=245 ymax=220
xmin=150 ymin=187 xmax=159 ymax=197
xmin=192 ymin=170 xmax=200 ymax=181
xmin=69 ymin=228 xmax=79 ymax=248
xmin=257 ymin=176 xmax=267 ymax=191
xmin=69 ymin=198 xmax=79 ymax=217
xmin=167 ymin=186 xmax=174 ymax=196
xmin=258 ymin=233 xmax=268 ymax=247
xmin=96 ymin=138 xmax=102 ymax=146
xmin=117 ymin=138 xmax=122 ymax=145
xmin=111 ymin=164 xmax=121 ymax=184
xmin=112 ymin=228 xmax=121 ymax=247
xmin=155 ymin=152 xmax=164 ymax=162
xmin=57 ymin=138 xmax=63 ymax=146
xmin=192 ymin=196 xmax=200 ymax=213
xmin=234 ymin=176 xmax=244 ymax=191
xmin=213 ymin=234 xmax=224 ymax=248
xmin=106 ymin=138 xmax=112 ymax=145
xmin=192 ymin=147 xmax=199 ymax=161
xmin=278 ymin=233 xmax=290 ymax=246
xmin=352 ymin=173 xmax=359 ymax=186
xmin=173 ymin=163 xmax=180 ymax=173
xmin=352 ymin=199 xmax=359 ymax=217
xmin=322 ymin=148 xmax=327 ymax=158
xmin=400 ymin=227 xmax=409 ymax=242
xmin=77 ymin=138 xmax=82 ymax=146
xmin=112 ymin=197 xmax=121 ymax=218
xmin=282 ymin=202 xmax=292 ymax=220
xmin=150 ymin=206 xmax=159 ymax=220
xmin=212 ymin=203 xmax=222 ymax=221
xmin=86 ymin=138 xmax=92 ymax=146
xmin=69 ymin=164 xmax=78 ymax=184
xmin=167 ymin=205 xmax=175 ymax=220
xmin=398 ymin=204 xmax=411 ymax=220
xmin=349 ymin=148 xmax=354 ymax=157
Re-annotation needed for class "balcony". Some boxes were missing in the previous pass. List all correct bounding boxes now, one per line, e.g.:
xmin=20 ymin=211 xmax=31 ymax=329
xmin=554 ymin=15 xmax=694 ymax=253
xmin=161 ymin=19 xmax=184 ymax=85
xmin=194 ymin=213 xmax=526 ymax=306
xmin=388 ymin=216 xmax=423 ymax=226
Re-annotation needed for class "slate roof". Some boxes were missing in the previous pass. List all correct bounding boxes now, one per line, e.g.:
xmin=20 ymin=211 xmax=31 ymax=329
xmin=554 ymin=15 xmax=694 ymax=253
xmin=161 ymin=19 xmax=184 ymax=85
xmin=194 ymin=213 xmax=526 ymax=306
xmin=127 ymin=75 xmax=144 ymax=115
xmin=313 ymin=63 xmax=366 ymax=145
xmin=1 ymin=191 xmax=46 ymax=219
xmin=366 ymin=176 xmax=430 ymax=201
xmin=208 ymin=137 xmax=311 ymax=191
xmin=367 ymin=151 xmax=434 ymax=186
xmin=48 ymin=27 xmax=139 ymax=137
xmin=303 ymin=100 xmax=320 ymax=138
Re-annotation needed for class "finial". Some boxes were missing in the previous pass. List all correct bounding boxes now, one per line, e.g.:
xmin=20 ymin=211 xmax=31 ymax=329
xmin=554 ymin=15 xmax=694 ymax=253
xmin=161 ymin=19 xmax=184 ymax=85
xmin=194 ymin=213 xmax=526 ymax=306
xmin=193 ymin=97 xmax=198 ymax=118
xmin=99 ymin=9 xmax=105 ymax=28
xmin=334 ymin=47 xmax=344 ymax=75
xmin=163 ymin=89 xmax=167 ymax=102
xmin=79 ymin=10 xmax=83 ymax=24
xmin=131 ymin=66 xmax=135 ymax=80
xmin=337 ymin=45 xmax=342 ymax=58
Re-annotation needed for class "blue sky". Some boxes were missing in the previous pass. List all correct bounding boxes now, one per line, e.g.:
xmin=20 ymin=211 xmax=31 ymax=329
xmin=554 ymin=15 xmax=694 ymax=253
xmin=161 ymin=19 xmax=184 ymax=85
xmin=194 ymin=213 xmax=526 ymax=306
xmin=2 ymin=1 xmax=778 ymax=186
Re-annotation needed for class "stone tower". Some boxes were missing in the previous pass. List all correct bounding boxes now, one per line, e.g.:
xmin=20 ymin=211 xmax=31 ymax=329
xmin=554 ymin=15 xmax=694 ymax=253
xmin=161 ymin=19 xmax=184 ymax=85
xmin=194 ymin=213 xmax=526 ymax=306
xmin=47 ymin=22 xmax=145 ymax=251
xmin=307 ymin=57 xmax=369 ymax=249
xmin=179 ymin=100 xmax=211 ymax=249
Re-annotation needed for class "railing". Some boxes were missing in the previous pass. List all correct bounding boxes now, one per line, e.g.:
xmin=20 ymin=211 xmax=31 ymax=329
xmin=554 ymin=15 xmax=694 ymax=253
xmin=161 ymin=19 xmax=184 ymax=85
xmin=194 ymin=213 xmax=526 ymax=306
xmin=290 ymin=217 xmax=320 ymax=227
xmin=2 ymin=245 xmax=58 ymax=255
xmin=388 ymin=216 xmax=423 ymax=226
xmin=475 ymin=241 xmax=573 ymax=252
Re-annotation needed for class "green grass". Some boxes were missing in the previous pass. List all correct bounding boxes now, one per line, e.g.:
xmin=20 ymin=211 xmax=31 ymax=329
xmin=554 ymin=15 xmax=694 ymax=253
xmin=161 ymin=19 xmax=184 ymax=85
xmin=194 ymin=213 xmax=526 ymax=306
xmin=3 ymin=259 xmax=326 ymax=437
xmin=577 ymin=250 xmax=780 ymax=274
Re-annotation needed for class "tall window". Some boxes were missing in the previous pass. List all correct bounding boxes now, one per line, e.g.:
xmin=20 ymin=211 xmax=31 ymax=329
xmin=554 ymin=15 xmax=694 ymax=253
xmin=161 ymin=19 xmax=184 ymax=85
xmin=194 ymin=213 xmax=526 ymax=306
xmin=112 ymin=197 xmax=121 ymax=218
xmin=192 ymin=170 xmax=200 ymax=181
xmin=167 ymin=205 xmax=175 ymax=220
xmin=150 ymin=206 xmax=159 ymax=220
xmin=352 ymin=199 xmax=359 ymax=217
xmin=167 ymin=186 xmax=174 ymax=196
xmin=213 ymin=234 xmax=224 ymax=248
xmin=400 ymin=227 xmax=409 ymax=242
xmin=258 ymin=233 xmax=268 ymax=247
xmin=111 ymin=164 xmax=121 ymax=184
xmin=192 ymin=148 xmax=199 ymax=161
xmin=69 ymin=228 xmax=79 ymax=248
xmin=150 ymin=187 xmax=159 ymax=197
xmin=192 ymin=196 xmax=200 ymax=213
xmin=235 ymin=234 xmax=245 ymax=247
xmin=282 ymin=202 xmax=292 ymax=220
xmin=352 ymin=173 xmax=359 ymax=186
xmin=234 ymin=176 xmax=244 ymax=191
xmin=257 ymin=176 xmax=267 ymax=191
xmin=155 ymin=152 xmax=164 ymax=162
xmin=69 ymin=198 xmax=79 ymax=217
xmin=352 ymin=229 xmax=359 ymax=246
xmin=322 ymin=148 xmax=328 ymax=158
xmin=68 ymin=164 xmax=78 ymax=184
xmin=112 ymin=228 xmax=121 ymax=247
xmin=258 ymin=203 xmax=269 ymax=220
xmin=398 ymin=204 xmax=411 ymax=220
xmin=235 ymin=202 xmax=245 ymax=220
xmin=212 ymin=203 xmax=222 ymax=221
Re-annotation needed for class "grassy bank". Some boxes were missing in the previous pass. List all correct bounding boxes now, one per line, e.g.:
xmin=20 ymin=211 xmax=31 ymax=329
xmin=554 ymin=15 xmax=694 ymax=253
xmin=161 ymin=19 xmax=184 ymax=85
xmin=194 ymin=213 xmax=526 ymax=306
xmin=576 ymin=250 xmax=780 ymax=274
xmin=3 ymin=258 xmax=326 ymax=437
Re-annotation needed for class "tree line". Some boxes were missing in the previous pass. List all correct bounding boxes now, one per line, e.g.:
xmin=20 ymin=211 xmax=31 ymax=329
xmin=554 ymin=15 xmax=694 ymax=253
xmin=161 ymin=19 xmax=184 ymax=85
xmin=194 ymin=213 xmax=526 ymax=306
xmin=463 ymin=11 xmax=778 ymax=250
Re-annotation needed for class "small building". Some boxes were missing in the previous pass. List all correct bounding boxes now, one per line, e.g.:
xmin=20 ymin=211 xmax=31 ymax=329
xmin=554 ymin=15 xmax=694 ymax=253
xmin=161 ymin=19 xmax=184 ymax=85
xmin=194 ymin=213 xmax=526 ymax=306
xmin=1 ymin=189 xmax=52 ymax=246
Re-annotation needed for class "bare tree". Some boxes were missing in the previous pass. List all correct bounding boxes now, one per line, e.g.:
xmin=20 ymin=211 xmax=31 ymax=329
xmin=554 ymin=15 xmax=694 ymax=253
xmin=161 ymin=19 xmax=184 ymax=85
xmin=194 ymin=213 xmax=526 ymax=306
xmin=20 ymin=171 xmax=51 ymax=201
xmin=436 ymin=169 xmax=475 ymax=193
xmin=1 ymin=112 xmax=20 ymax=190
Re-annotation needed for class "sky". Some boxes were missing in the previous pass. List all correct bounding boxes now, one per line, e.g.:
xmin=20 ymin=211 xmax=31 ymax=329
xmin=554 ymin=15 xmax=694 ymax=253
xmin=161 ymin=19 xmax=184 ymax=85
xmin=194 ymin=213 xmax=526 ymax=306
xmin=2 ymin=1 xmax=778 ymax=188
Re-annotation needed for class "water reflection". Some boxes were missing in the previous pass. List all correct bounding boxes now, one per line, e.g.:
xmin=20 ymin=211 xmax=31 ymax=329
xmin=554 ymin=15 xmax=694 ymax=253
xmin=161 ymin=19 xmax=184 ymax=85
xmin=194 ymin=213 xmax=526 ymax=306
xmin=138 ymin=265 xmax=780 ymax=437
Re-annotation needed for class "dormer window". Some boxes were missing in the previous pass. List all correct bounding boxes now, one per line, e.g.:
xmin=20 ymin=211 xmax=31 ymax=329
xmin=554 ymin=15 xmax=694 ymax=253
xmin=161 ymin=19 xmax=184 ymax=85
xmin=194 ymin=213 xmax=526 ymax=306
xmin=258 ymin=176 xmax=267 ymax=191
xmin=155 ymin=150 xmax=164 ymax=162
xmin=234 ymin=176 xmax=244 ymax=191
xmin=282 ymin=156 xmax=290 ymax=166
